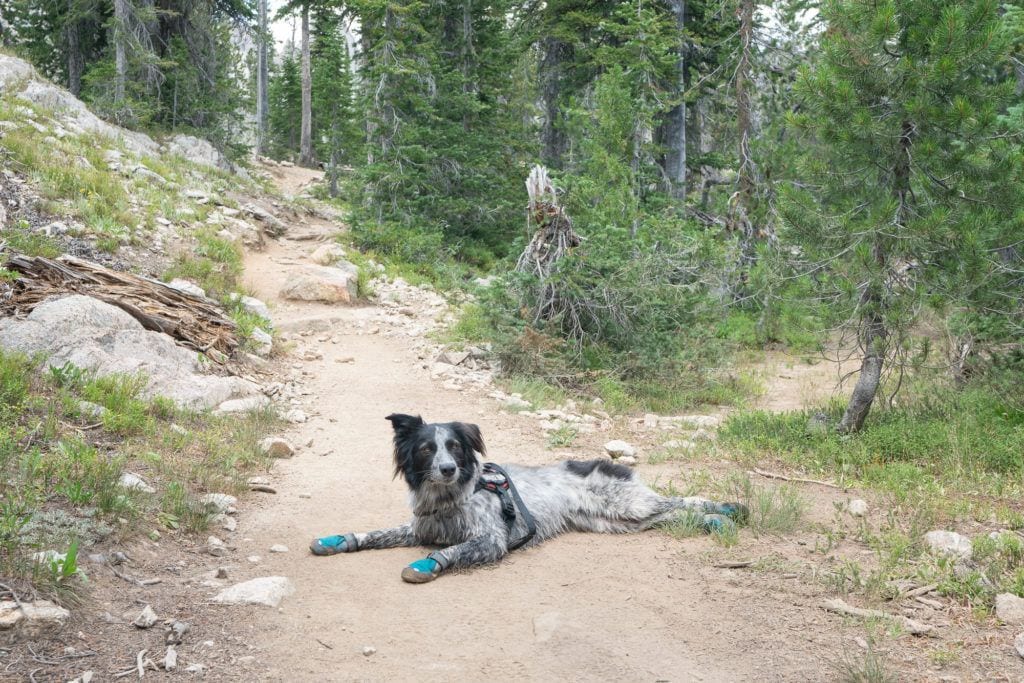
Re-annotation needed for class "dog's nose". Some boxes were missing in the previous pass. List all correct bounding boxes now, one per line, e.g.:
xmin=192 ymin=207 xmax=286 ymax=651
xmin=439 ymin=463 xmax=457 ymax=478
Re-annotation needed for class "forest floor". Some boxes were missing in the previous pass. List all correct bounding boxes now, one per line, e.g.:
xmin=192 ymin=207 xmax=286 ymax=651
xmin=197 ymin=163 xmax=1014 ymax=682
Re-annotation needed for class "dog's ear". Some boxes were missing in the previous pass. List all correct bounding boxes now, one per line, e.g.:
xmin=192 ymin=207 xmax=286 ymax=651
xmin=453 ymin=422 xmax=486 ymax=456
xmin=385 ymin=413 xmax=424 ymax=437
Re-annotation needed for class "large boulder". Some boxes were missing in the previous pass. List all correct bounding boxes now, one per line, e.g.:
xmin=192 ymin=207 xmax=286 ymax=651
xmin=163 ymin=134 xmax=246 ymax=178
xmin=280 ymin=265 xmax=358 ymax=304
xmin=0 ymin=54 xmax=36 ymax=93
xmin=0 ymin=600 xmax=70 ymax=644
xmin=0 ymin=295 xmax=261 ymax=409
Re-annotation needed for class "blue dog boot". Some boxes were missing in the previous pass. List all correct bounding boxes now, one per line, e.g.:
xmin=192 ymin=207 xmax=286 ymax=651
xmin=401 ymin=557 xmax=441 ymax=584
xmin=701 ymin=513 xmax=737 ymax=535
xmin=309 ymin=533 xmax=356 ymax=556
xmin=712 ymin=502 xmax=750 ymax=525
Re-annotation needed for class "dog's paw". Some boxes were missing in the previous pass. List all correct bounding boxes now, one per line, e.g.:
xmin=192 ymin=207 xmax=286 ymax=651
xmin=401 ymin=557 xmax=440 ymax=583
xmin=713 ymin=502 xmax=750 ymax=525
xmin=309 ymin=534 xmax=354 ymax=556
xmin=701 ymin=513 xmax=737 ymax=535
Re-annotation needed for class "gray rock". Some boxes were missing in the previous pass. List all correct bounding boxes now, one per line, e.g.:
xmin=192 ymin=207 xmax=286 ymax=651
xmin=119 ymin=472 xmax=156 ymax=494
xmin=78 ymin=400 xmax=108 ymax=419
xmin=924 ymin=530 xmax=973 ymax=560
xmin=604 ymin=440 xmax=636 ymax=459
xmin=284 ymin=408 xmax=308 ymax=424
xmin=163 ymin=646 xmax=178 ymax=672
xmin=996 ymin=593 xmax=1024 ymax=625
xmin=229 ymin=294 xmax=272 ymax=321
xmin=184 ymin=663 xmax=205 ymax=674
xmin=200 ymin=493 xmax=237 ymax=514
xmin=310 ymin=243 xmax=347 ymax=265
xmin=362 ymin=646 xmax=376 ymax=657
xmin=167 ymin=279 xmax=207 ymax=299
xmin=0 ymin=295 xmax=261 ymax=409
xmin=279 ymin=266 xmax=358 ymax=304
xmin=133 ymin=605 xmax=159 ymax=629
xmin=132 ymin=164 xmax=167 ymax=185
xmin=1015 ymin=632 xmax=1024 ymax=659
xmin=617 ymin=455 xmax=638 ymax=467
xmin=213 ymin=395 xmax=271 ymax=415
xmin=0 ymin=54 xmax=36 ymax=92
xmin=164 ymin=134 xmax=232 ymax=172
xmin=241 ymin=203 xmax=286 ymax=236
xmin=260 ymin=437 xmax=295 ymax=459
xmin=269 ymin=544 xmax=288 ymax=553
xmin=0 ymin=600 xmax=70 ymax=643
xmin=806 ymin=412 xmax=831 ymax=435
xmin=251 ymin=327 xmax=273 ymax=357
xmin=212 ymin=576 xmax=295 ymax=608
xmin=206 ymin=536 xmax=227 ymax=557
xmin=166 ymin=620 xmax=190 ymax=645
xmin=847 ymin=499 xmax=868 ymax=517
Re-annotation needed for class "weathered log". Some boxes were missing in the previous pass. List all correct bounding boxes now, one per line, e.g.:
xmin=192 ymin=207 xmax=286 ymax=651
xmin=1 ymin=254 xmax=238 ymax=357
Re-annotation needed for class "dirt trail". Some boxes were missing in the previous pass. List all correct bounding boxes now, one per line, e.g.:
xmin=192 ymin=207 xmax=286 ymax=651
xmin=229 ymin=167 xmax=865 ymax=681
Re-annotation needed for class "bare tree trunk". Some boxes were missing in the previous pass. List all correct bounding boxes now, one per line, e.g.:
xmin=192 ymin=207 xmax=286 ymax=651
xmin=662 ymin=0 xmax=687 ymax=200
xmin=733 ymin=0 xmax=758 ymax=282
xmin=113 ymin=0 xmax=128 ymax=105
xmin=299 ymin=3 xmax=315 ymax=167
xmin=65 ymin=2 xmax=83 ymax=96
xmin=839 ymin=121 xmax=912 ymax=432
xmin=256 ymin=0 xmax=270 ymax=155
xmin=539 ymin=37 xmax=572 ymax=169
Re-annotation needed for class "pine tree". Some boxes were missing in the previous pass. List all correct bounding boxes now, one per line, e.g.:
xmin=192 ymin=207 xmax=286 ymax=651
xmin=783 ymin=0 xmax=1023 ymax=431
xmin=310 ymin=6 xmax=359 ymax=194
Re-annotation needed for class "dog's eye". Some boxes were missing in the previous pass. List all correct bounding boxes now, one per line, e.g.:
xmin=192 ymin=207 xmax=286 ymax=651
xmin=448 ymin=440 xmax=462 ymax=453
xmin=419 ymin=443 xmax=434 ymax=454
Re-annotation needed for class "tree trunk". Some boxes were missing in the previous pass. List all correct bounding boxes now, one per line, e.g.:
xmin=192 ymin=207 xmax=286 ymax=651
xmin=299 ymin=4 xmax=315 ymax=167
xmin=113 ymin=0 xmax=128 ymax=105
xmin=733 ymin=0 xmax=758 ymax=282
xmin=662 ymin=0 xmax=687 ymax=200
xmin=65 ymin=2 xmax=83 ymax=97
xmin=839 ymin=120 xmax=912 ymax=432
xmin=256 ymin=0 xmax=270 ymax=155
xmin=539 ymin=36 xmax=572 ymax=169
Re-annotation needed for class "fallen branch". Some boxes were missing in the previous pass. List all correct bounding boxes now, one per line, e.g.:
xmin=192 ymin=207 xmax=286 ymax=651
xmin=749 ymin=468 xmax=840 ymax=489
xmin=900 ymin=582 xmax=939 ymax=599
xmin=249 ymin=484 xmax=277 ymax=494
xmin=713 ymin=560 xmax=754 ymax=569
xmin=822 ymin=598 xmax=934 ymax=636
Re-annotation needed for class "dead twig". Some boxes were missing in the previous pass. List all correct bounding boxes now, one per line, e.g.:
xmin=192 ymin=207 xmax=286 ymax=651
xmin=315 ymin=638 xmax=333 ymax=650
xmin=749 ymin=468 xmax=840 ymax=489
xmin=249 ymin=484 xmax=277 ymax=494
xmin=713 ymin=560 xmax=754 ymax=569
xmin=822 ymin=598 xmax=934 ymax=636
xmin=900 ymin=582 xmax=939 ymax=599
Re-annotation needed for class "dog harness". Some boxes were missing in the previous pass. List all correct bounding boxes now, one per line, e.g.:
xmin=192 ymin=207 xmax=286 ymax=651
xmin=475 ymin=463 xmax=537 ymax=551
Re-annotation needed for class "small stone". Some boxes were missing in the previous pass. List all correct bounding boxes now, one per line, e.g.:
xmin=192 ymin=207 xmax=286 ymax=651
xmin=298 ymin=493 xmax=312 ymax=499
xmin=184 ymin=664 xmax=205 ymax=674
xmin=119 ymin=472 xmax=156 ymax=494
xmin=247 ymin=555 xmax=261 ymax=564
xmin=310 ymin=243 xmax=347 ymax=265
xmin=1014 ymin=632 xmax=1024 ymax=659
xmin=167 ymin=279 xmax=206 ymax=299
xmin=284 ymin=409 xmax=308 ymax=424
xmin=604 ymin=440 xmax=636 ymax=459
xmin=362 ymin=646 xmax=376 ymax=657
xmin=166 ymin=620 xmax=190 ymax=645
xmin=260 ymin=437 xmax=296 ymax=459
xmin=643 ymin=413 xmax=659 ymax=428
xmin=206 ymin=536 xmax=227 ymax=557
xmin=335 ymin=355 xmax=355 ymax=364
xmin=163 ymin=646 xmax=178 ymax=672
xmin=617 ymin=456 xmax=638 ymax=466
xmin=200 ymin=493 xmax=237 ymax=514
xmin=996 ymin=593 xmax=1024 ymax=624
xmin=213 ymin=395 xmax=271 ymax=415
xmin=216 ymin=567 xmax=228 ymax=579
xmin=212 ymin=576 xmax=295 ymax=608
xmin=924 ymin=530 xmax=973 ymax=560
xmin=78 ymin=400 xmax=107 ymax=419
xmin=269 ymin=544 xmax=289 ymax=553
xmin=133 ymin=605 xmax=159 ymax=629
xmin=251 ymin=327 xmax=273 ymax=357
xmin=848 ymin=499 xmax=868 ymax=517
xmin=222 ymin=516 xmax=237 ymax=533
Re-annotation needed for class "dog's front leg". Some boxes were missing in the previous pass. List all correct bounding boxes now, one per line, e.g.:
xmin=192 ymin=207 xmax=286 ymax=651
xmin=401 ymin=535 xmax=507 ymax=584
xmin=310 ymin=524 xmax=416 ymax=556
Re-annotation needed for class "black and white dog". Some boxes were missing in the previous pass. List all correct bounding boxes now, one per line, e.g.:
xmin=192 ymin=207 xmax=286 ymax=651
xmin=309 ymin=414 xmax=748 ymax=583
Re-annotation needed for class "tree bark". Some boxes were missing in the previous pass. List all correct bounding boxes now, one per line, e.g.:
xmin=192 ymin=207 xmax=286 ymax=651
xmin=733 ymin=0 xmax=758 ymax=281
xmin=65 ymin=2 xmax=83 ymax=97
xmin=256 ymin=0 xmax=270 ymax=155
xmin=299 ymin=3 xmax=315 ymax=167
xmin=662 ymin=0 xmax=687 ymax=200
xmin=839 ymin=120 xmax=912 ymax=432
xmin=113 ymin=0 xmax=128 ymax=105
xmin=539 ymin=36 xmax=572 ymax=169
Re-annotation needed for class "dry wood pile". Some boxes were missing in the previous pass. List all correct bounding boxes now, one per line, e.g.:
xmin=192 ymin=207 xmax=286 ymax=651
xmin=1 ymin=254 xmax=238 ymax=357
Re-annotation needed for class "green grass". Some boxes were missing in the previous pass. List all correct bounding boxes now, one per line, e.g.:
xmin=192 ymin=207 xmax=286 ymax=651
xmin=0 ymin=350 xmax=276 ymax=604
xmin=716 ymin=471 xmax=806 ymax=536
xmin=164 ymin=228 xmax=244 ymax=298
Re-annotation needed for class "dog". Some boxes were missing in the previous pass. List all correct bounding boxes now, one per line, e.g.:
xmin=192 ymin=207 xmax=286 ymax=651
xmin=309 ymin=414 xmax=748 ymax=583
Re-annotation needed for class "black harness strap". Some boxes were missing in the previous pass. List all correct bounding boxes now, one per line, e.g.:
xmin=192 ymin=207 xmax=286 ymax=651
xmin=476 ymin=463 xmax=537 ymax=551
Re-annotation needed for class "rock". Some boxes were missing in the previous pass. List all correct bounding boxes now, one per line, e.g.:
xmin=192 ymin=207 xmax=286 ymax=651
xmin=166 ymin=620 xmax=190 ymax=645
xmin=260 ymin=437 xmax=295 ymax=459
xmin=617 ymin=455 xmax=639 ymax=466
xmin=241 ymin=203 xmax=286 ymax=236
xmin=663 ymin=439 xmax=696 ymax=451
xmin=604 ymin=440 xmax=636 ymax=459
xmin=437 ymin=350 xmax=470 ymax=367
xmin=133 ymin=605 xmax=159 ymax=629
xmin=806 ymin=412 xmax=831 ymax=435
xmin=163 ymin=646 xmax=178 ymax=672
xmin=0 ymin=54 xmax=36 ymax=92
xmin=184 ymin=664 xmax=205 ymax=675
xmin=1015 ymin=632 xmax=1024 ymax=659
xmin=996 ymin=593 xmax=1024 ymax=625
xmin=78 ymin=400 xmax=107 ymax=419
xmin=247 ymin=555 xmax=261 ymax=564
xmin=132 ymin=164 xmax=167 ymax=185
xmin=310 ymin=243 xmax=347 ymax=265
xmin=924 ymin=530 xmax=973 ymax=560
xmin=119 ymin=472 xmax=156 ymax=494
xmin=166 ymin=279 xmax=206 ymax=299
xmin=200 ymin=493 xmax=237 ymax=513
xmin=279 ymin=265 xmax=358 ymax=304
xmin=207 ymin=536 xmax=227 ymax=557
xmin=362 ymin=646 xmax=377 ymax=657
xmin=164 ymin=134 xmax=233 ymax=173
xmin=677 ymin=415 xmax=721 ymax=429
xmin=11 ymin=601 xmax=70 ymax=641
xmin=269 ymin=544 xmax=289 ymax=553
xmin=216 ymin=567 xmax=228 ymax=579
xmin=847 ymin=499 xmax=868 ymax=517
xmin=251 ymin=327 xmax=273 ymax=357
xmin=229 ymin=294 xmax=272 ymax=321
xmin=212 ymin=576 xmax=295 ymax=608
xmin=284 ymin=408 xmax=308 ymax=424
xmin=0 ymin=295 xmax=261 ymax=409
xmin=643 ymin=413 xmax=659 ymax=429
xmin=213 ymin=395 xmax=271 ymax=415
xmin=221 ymin=516 xmax=237 ymax=532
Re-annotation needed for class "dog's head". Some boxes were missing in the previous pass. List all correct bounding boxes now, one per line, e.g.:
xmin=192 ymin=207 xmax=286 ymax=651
xmin=385 ymin=414 xmax=485 ymax=490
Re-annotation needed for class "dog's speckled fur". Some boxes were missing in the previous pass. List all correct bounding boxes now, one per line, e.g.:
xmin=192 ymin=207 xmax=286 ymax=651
xmin=345 ymin=414 xmax=726 ymax=573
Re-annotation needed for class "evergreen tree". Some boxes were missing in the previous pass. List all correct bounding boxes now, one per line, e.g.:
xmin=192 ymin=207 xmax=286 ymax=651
xmin=268 ymin=45 xmax=303 ymax=156
xmin=310 ymin=7 xmax=359 ymax=195
xmin=783 ymin=0 xmax=1023 ymax=431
